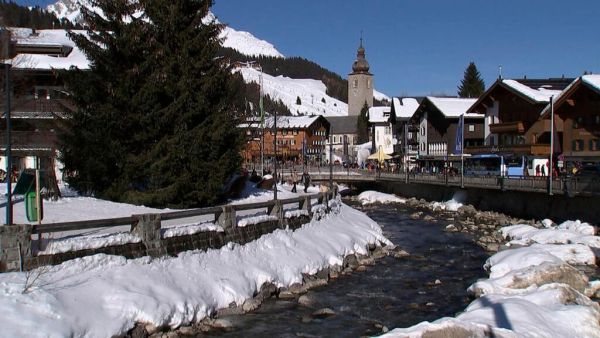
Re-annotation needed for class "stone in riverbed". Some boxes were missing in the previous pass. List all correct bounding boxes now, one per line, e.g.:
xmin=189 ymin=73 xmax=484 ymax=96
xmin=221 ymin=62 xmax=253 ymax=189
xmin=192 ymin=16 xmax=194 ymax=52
xmin=312 ymin=308 xmax=336 ymax=318
xmin=298 ymin=294 xmax=315 ymax=307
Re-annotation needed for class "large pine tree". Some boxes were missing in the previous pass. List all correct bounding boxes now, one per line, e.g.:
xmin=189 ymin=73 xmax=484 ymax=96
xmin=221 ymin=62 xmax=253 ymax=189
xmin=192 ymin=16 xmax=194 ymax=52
xmin=457 ymin=62 xmax=485 ymax=98
xmin=59 ymin=0 xmax=243 ymax=208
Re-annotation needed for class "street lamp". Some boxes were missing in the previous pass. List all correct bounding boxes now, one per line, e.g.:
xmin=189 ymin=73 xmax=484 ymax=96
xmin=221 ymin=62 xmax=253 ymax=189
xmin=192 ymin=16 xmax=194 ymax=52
xmin=3 ymin=30 xmax=13 ymax=225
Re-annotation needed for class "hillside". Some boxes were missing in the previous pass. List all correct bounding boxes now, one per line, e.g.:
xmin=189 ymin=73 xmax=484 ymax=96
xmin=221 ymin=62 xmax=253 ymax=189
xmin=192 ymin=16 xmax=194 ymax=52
xmin=42 ymin=0 xmax=390 ymax=116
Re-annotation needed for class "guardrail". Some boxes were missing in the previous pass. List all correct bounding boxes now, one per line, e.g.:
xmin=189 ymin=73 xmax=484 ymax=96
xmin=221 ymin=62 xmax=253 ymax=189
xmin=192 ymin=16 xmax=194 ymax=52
xmin=1 ymin=190 xmax=337 ymax=272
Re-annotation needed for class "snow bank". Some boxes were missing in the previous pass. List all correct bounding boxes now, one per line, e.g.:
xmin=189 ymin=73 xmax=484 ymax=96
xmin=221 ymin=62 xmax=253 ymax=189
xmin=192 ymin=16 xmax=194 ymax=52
xmin=0 ymin=201 xmax=391 ymax=338
xmin=357 ymin=191 xmax=405 ymax=206
xmin=37 ymin=232 xmax=141 ymax=255
xmin=163 ymin=222 xmax=223 ymax=239
xmin=381 ymin=218 xmax=600 ymax=338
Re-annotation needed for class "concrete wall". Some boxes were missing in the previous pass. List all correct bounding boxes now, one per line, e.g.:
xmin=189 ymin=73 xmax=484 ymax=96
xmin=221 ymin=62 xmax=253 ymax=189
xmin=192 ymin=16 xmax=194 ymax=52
xmin=356 ymin=181 xmax=600 ymax=224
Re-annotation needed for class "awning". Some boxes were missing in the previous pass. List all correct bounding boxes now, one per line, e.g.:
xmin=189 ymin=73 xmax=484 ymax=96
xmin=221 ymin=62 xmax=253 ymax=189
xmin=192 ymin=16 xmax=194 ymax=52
xmin=367 ymin=147 xmax=392 ymax=161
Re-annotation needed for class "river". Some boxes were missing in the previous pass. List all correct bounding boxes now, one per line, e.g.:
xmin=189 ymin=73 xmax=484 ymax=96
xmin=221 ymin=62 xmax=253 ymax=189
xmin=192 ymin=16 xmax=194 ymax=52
xmin=204 ymin=200 xmax=489 ymax=337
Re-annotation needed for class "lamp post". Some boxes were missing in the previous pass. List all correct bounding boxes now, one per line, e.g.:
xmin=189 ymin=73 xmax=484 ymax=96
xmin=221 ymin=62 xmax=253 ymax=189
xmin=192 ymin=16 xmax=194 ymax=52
xmin=329 ymin=131 xmax=333 ymax=189
xmin=3 ymin=30 xmax=13 ymax=225
xmin=273 ymin=113 xmax=278 ymax=200
xmin=549 ymin=96 xmax=554 ymax=196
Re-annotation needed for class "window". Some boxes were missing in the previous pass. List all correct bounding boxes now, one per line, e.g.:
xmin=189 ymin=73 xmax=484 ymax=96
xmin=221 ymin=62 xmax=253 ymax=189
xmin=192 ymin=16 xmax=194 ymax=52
xmin=468 ymin=125 xmax=475 ymax=132
xmin=282 ymin=130 xmax=288 ymax=135
xmin=291 ymin=140 xmax=296 ymax=146
xmin=590 ymin=139 xmax=600 ymax=151
xmin=353 ymin=79 xmax=358 ymax=88
xmin=293 ymin=129 xmax=298 ymax=135
xmin=572 ymin=139 xmax=584 ymax=151
xmin=367 ymin=79 xmax=372 ymax=89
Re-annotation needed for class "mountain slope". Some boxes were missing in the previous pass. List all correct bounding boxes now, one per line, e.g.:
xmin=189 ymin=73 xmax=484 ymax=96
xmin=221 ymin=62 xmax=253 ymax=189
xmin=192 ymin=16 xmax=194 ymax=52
xmin=46 ymin=0 xmax=283 ymax=58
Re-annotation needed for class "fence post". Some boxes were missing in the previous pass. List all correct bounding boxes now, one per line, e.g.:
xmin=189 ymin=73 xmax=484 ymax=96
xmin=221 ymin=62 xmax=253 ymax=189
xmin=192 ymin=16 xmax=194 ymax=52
xmin=216 ymin=206 xmax=237 ymax=230
xmin=131 ymin=214 xmax=165 ymax=257
xmin=300 ymin=195 xmax=312 ymax=214
xmin=0 ymin=224 xmax=33 ymax=272
xmin=268 ymin=200 xmax=283 ymax=226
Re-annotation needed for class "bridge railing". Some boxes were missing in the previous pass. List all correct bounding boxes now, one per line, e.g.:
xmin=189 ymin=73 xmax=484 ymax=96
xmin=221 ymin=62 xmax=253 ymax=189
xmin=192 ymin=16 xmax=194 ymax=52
xmin=309 ymin=171 xmax=599 ymax=196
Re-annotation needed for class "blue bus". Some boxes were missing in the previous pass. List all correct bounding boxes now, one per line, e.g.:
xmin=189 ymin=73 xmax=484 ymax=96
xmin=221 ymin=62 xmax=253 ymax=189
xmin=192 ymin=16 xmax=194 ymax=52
xmin=465 ymin=154 xmax=527 ymax=177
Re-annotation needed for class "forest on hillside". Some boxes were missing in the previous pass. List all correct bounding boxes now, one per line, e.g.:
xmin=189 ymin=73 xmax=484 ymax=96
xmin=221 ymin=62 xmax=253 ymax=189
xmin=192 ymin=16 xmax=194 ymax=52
xmin=0 ymin=1 xmax=81 ymax=29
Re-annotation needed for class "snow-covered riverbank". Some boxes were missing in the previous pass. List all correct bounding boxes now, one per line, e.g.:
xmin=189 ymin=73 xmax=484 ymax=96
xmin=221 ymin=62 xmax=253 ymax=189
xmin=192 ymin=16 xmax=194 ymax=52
xmin=357 ymin=190 xmax=600 ymax=338
xmin=0 ymin=193 xmax=391 ymax=337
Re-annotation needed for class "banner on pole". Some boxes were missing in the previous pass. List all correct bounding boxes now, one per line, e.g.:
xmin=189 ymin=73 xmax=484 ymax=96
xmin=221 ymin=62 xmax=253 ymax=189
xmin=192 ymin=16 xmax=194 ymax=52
xmin=454 ymin=114 xmax=464 ymax=155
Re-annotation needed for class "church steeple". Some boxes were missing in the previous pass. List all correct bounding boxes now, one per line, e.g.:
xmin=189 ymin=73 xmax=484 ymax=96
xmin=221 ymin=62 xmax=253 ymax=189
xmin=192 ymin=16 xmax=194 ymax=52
xmin=352 ymin=36 xmax=370 ymax=74
xmin=348 ymin=34 xmax=374 ymax=116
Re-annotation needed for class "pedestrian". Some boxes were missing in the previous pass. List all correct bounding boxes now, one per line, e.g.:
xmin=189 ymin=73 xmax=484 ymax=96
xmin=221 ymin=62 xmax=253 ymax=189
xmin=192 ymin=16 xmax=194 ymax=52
xmin=291 ymin=169 xmax=298 ymax=193
xmin=541 ymin=163 xmax=546 ymax=176
xmin=535 ymin=164 xmax=540 ymax=176
xmin=302 ymin=170 xmax=311 ymax=193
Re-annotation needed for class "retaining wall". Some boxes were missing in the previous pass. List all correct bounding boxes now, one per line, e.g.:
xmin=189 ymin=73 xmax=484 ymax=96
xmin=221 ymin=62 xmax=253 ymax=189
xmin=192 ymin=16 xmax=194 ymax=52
xmin=356 ymin=181 xmax=600 ymax=224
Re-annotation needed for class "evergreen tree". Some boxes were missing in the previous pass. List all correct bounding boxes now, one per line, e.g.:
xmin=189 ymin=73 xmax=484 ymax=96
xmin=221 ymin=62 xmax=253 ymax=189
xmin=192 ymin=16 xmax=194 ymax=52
xmin=457 ymin=62 xmax=485 ymax=98
xmin=59 ymin=0 xmax=243 ymax=208
xmin=356 ymin=102 xmax=370 ymax=144
xmin=296 ymin=96 xmax=301 ymax=105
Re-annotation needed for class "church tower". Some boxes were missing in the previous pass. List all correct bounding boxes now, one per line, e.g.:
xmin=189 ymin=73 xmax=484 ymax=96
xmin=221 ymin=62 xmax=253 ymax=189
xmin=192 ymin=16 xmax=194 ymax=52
xmin=348 ymin=38 xmax=374 ymax=116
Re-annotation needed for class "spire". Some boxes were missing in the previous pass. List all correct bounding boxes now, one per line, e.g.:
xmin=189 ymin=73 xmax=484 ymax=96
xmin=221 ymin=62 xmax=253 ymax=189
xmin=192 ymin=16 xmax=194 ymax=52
xmin=352 ymin=34 xmax=370 ymax=74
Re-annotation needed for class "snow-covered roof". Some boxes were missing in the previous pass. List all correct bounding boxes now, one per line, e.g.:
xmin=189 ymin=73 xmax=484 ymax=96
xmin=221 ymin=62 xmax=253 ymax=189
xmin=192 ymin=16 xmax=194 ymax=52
xmin=368 ymin=106 xmax=391 ymax=123
xmin=392 ymin=97 xmax=420 ymax=119
xmin=539 ymin=74 xmax=600 ymax=117
xmin=9 ymin=28 xmax=89 ymax=70
xmin=502 ymin=79 xmax=562 ymax=104
xmin=426 ymin=97 xmax=481 ymax=118
xmin=582 ymin=74 xmax=600 ymax=92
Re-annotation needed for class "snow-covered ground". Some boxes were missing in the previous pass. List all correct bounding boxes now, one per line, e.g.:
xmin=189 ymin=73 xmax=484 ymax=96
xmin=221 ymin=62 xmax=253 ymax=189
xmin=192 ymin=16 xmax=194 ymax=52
xmin=0 ymin=185 xmax=390 ymax=337
xmin=382 ymin=217 xmax=600 ymax=338
xmin=236 ymin=67 xmax=348 ymax=117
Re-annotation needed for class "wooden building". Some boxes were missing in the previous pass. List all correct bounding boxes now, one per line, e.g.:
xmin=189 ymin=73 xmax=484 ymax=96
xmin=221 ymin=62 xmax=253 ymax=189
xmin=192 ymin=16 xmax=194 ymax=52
xmin=539 ymin=75 xmax=600 ymax=164
xmin=412 ymin=97 xmax=483 ymax=157
xmin=240 ymin=116 xmax=330 ymax=165
xmin=467 ymin=78 xmax=573 ymax=156
xmin=1 ymin=29 xmax=81 ymax=189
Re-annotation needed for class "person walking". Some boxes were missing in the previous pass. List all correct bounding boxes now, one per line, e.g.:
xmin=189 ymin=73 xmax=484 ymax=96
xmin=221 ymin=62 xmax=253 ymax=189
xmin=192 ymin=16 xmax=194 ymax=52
xmin=291 ymin=169 xmax=298 ymax=193
xmin=541 ymin=163 xmax=546 ymax=176
xmin=302 ymin=170 xmax=311 ymax=193
xmin=535 ymin=164 xmax=541 ymax=176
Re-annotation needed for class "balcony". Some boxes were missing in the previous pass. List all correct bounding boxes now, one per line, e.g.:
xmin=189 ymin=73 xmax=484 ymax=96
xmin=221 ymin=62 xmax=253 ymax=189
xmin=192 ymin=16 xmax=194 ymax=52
xmin=489 ymin=121 xmax=525 ymax=134
xmin=466 ymin=143 xmax=551 ymax=156
xmin=0 ymin=131 xmax=57 ymax=151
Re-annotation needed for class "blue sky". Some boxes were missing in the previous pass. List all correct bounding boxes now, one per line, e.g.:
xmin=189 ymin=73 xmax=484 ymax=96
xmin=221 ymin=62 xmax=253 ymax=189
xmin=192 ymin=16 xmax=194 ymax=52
xmin=16 ymin=0 xmax=600 ymax=97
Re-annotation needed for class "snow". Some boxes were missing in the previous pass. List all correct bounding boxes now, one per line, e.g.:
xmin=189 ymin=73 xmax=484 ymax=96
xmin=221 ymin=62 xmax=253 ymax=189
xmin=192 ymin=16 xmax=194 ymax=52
xmin=582 ymin=74 xmax=600 ymax=92
xmin=0 ymin=197 xmax=391 ymax=337
xmin=235 ymin=67 xmax=348 ymax=117
xmin=431 ymin=199 xmax=463 ymax=212
xmin=383 ymin=218 xmax=600 ymax=338
xmin=368 ymin=106 xmax=391 ymax=123
xmin=426 ymin=97 xmax=481 ymax=118
xmin=392 ymin=97 xmax=420 ymax=119
xmin=163 ymin=222 xmax=223 ymax=239
xmin=357 ymin=191 xmax=405 ymax=205
xmin=237 ymin=214 xmax=278 ymax=227
xmin=374 ymin=90 xmax=390 ymax=102
xmin=9 ymin=28 xmax=90 ymax=70
xmin=502 ymin=79 xmax=563 ymax=103
xmin=47 ymin=1 xmax=284 ymax=58
xmin=37 ymin=232 xmax=142 ymax=255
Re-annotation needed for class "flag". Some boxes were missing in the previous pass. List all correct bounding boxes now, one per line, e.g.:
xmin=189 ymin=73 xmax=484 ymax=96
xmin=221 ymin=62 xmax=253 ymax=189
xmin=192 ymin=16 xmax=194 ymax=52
xmin=454 ymin=114 xmax=464 ymax=155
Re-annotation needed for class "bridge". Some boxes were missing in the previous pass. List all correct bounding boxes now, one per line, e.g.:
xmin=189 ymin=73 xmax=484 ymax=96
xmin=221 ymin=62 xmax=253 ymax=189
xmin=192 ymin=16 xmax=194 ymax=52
xmin=301 ymin=169 xmax=599 ymax=197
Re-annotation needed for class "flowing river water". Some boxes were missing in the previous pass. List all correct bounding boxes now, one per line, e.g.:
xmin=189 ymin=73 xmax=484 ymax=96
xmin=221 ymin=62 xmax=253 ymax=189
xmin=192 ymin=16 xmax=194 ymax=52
xmin=204 ymin=200 xmax=490 ymax=337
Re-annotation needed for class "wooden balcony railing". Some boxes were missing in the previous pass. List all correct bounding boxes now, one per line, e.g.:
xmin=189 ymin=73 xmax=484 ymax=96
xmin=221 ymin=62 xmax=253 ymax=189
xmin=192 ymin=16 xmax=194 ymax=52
xmin=489 ymin=121 xmax=525 ymax=134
